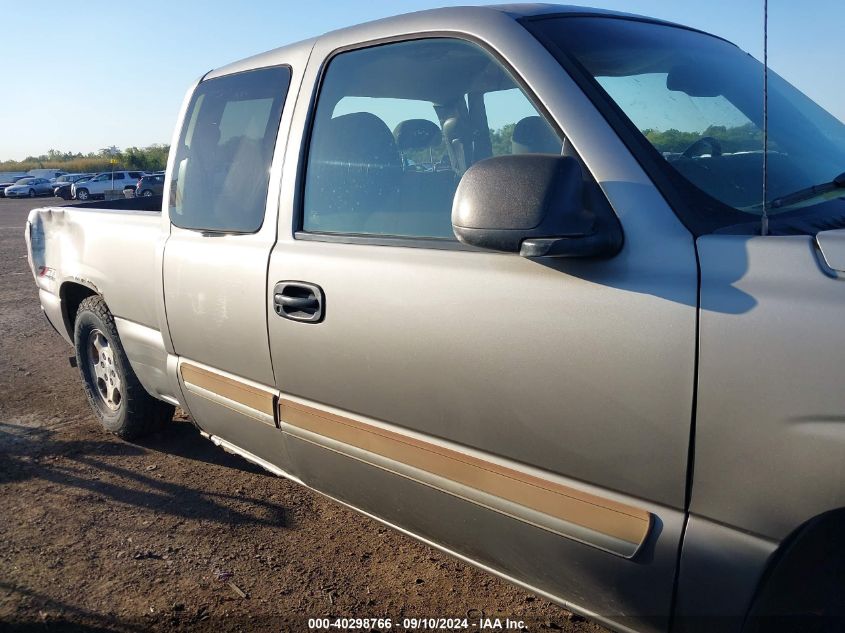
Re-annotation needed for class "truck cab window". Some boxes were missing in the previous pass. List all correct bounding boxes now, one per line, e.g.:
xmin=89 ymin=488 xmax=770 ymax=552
xmin=170 ymin=66 xmax=291 ymax=233
xmin=302 ymin=38 xmax=562 ymax=240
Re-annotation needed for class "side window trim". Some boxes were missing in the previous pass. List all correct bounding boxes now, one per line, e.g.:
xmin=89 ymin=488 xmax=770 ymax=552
xmin=293 ymin=229 xmax=479 ymax=252
xmin=296 ymin=33 xmax=566 ymax=249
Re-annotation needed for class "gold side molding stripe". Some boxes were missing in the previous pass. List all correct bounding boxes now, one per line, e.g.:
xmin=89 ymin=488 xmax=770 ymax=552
xmin=279 ymin=399 xmax=651 ymax=548
xmin=180 ymin=363 xmax=276 ymax=418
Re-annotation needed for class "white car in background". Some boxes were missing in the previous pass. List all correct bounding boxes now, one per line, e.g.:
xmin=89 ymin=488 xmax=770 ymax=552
xmin=27 ymin=169 xmax=67 ymax=181
xmin=53 ymin=173 xmax=95 ymax=199
xmin=72 ymin=171 xmax=146 ymax=200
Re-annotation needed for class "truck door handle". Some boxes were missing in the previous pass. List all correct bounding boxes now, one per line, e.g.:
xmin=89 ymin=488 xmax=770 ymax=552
xmin=276 ymin=295 xmax=317 ymax=310
xmin=273 ymin=282 xmax=324 ymax=323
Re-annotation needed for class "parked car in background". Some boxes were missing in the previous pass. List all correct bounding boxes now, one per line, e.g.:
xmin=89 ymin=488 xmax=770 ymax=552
xmin=71 ymin=171 xmax=146 ymax=200
xmin=0 ymin=174 xmax=29 ymax=198
xmin=4 ymin=177 xmax=54 ymax=197
xmin=134 ymin=173 xmax=164 ymax=197
xmin=53 ymin=174 xmax=93 ymax=199
xmin=27 ymin=169 xmax=67 ymax=181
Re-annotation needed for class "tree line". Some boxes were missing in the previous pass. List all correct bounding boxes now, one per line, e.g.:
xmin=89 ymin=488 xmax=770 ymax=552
xmin=643 ymin=123 xmax=765 ymax=154
xmin=415 ymin=121 xmax=768 ymax=160
xmin=415 ymin=122 xmax=765 ymax=159
xmin=0 ymin=144 xmax=170 ymax=174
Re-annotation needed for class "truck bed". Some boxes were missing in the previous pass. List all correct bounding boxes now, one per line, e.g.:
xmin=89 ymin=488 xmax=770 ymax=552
xmin=25 ymin=195 xmax=166 ymax=342
xmin=70 ymin=194 xmax=163 ymax=213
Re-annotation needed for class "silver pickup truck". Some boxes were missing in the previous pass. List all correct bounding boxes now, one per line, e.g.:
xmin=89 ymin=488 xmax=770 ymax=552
xmin=24 ymin=5 xmax=845 ymax=633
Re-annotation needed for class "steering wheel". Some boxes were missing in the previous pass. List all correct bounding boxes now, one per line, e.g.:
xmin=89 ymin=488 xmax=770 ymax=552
xmin=682 ymin=136 xmax=722 ymax=159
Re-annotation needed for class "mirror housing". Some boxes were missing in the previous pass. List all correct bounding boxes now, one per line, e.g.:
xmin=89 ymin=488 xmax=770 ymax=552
xmin=451 ymin=154 xmax=622 ymax=258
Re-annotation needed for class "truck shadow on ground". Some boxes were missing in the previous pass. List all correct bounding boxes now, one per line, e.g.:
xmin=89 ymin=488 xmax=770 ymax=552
xmin=134 ymin=415 xmax=274 ymax=476
xmin=0 ymin=418 xmax=289 ymax=530
xmin=0 ymin=580 xmax=148 ymax=633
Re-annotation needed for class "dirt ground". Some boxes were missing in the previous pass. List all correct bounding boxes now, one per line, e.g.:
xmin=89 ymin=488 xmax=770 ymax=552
xmin=0 ymin=197 xmax=607 ymax=632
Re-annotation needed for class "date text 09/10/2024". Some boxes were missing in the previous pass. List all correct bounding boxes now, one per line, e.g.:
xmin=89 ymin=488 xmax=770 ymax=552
xmin=307 ymin=617 xmax=528 ymax=630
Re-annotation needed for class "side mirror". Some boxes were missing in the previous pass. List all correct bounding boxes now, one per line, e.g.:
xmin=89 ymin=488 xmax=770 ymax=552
xmin=451 ymin=154 xmax=622 ymax=258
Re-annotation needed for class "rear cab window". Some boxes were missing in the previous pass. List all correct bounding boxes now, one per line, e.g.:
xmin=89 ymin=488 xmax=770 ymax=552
xmin=170 ymin=66 xmax=292 ymax=232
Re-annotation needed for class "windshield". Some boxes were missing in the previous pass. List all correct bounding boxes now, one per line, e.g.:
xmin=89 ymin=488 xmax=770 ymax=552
xmin=16 ymin=178 xmax=34 ymax=185
xmin=527 ymin=16 xmax=845 ymax=235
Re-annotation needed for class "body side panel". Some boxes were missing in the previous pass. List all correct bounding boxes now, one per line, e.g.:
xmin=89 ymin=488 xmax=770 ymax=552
xmin=38 ymin=288 xmax=69 ymax=344
xmin=272 ymin=5 xmax=698 ymax=506
xmin=162 ymin=227 xmax=278 ymax=385
xmin=694 ymin=234 xmax=845 ymax=540
xmin=28 ymin=206 xmax=164 ymax=329
xmin=114 ymin=316 xmax=180 ymax=405
xmin=174 ymin=358 xmax=289 ymax=467
xmin=673 ymin=514 xmax=777 ymax=633
xmin=287 ymin=431 xmax=681 ymax=633
xmin=280 ymin=397 xmax=653 ymax=558
xmin=26 ymin=204 xmax=183 ymax=405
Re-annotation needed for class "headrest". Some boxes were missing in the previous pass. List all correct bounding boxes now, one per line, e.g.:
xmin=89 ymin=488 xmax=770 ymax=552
xmin=393 ymin=119 xmax=442 ymax=152
xmin=317 ymin=112 xmax=400 ymax=166
xmin=442 ymin=116 xmax=470 ymax=141
xmin=305 ymin=112 xmax=401 ymax=227
xmin=512 ymin=116 xmax=561 ymax=155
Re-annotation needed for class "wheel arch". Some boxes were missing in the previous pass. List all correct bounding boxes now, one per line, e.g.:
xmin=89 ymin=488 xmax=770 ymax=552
xmin=743 ymin=508 xmax=845 ymax=631
xmin=60 ymin=281 xmax=100 ymax=340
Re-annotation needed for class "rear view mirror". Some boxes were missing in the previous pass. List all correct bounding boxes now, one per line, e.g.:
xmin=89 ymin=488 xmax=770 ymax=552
xmin=451 ymin=154 xmax=622 ymax=258
xmin=667 ymin=64 xmax=723 ymax=97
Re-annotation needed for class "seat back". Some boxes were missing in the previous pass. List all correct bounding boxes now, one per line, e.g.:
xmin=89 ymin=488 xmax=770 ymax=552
xmin=305 ymin=112 xmax=402 ymax=233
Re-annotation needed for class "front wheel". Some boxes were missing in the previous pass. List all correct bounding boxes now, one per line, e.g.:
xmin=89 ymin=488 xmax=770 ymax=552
xmin=28 ymin=189 xmax=35 ymax=198
xmin=76 ymin=188 xmax=89 ymax=201
xmin=74 ymin=296 xmax=173 ymax=440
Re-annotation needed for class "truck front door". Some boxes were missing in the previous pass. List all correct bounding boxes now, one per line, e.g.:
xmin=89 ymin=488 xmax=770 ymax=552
xmin=267 ymin=23 xmax=698 ymax=633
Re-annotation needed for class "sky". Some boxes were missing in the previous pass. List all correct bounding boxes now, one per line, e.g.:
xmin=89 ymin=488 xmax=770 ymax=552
xmin=0 ymin=0 xmax=841 ymax=161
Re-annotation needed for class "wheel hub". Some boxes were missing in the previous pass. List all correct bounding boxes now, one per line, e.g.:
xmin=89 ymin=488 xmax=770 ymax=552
xmin=88 ymin=329 xmax=122 ymax=411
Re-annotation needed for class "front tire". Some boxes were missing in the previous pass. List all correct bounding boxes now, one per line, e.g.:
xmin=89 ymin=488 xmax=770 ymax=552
xmin=28 ymin=189 xmax=35 ymax=198
xmin=76 ymin=188 xmax=89 ymax=201
xmin=74 ymin=296 xmax=173 ymax=440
